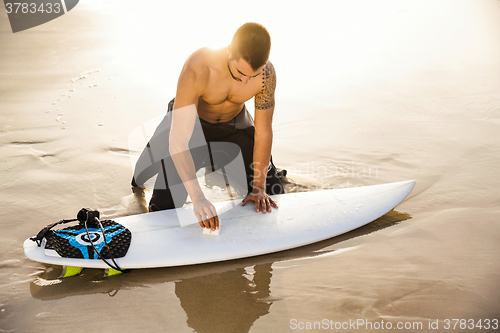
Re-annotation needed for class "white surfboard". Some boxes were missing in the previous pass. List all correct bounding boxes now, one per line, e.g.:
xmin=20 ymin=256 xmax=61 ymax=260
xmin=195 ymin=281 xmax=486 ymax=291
xmin=24 ymin=180 xmax=415 ymax=270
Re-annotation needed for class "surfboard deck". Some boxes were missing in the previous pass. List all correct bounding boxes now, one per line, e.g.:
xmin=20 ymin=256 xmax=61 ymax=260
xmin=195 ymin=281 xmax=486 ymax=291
xmin=24 ymin=180 xmax=416 ymax=270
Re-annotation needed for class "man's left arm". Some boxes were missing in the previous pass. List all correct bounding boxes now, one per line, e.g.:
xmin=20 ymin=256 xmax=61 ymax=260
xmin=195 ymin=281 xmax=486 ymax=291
xmin=242 ymin=61 xmax=279 ymax=213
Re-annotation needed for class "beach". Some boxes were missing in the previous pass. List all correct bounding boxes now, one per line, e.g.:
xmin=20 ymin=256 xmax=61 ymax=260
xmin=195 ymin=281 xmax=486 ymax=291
xmin=1 ymin=0 xmax=499 ymax=332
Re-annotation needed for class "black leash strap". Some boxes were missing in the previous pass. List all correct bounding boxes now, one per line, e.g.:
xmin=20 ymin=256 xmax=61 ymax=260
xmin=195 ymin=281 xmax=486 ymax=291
xmin=30 ymin=219 xmax=78 ymax=247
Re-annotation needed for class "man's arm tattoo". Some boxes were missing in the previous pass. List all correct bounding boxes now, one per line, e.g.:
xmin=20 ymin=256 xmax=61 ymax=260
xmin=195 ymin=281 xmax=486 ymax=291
xmin=255 ymin=62 xmax=276 ymax=110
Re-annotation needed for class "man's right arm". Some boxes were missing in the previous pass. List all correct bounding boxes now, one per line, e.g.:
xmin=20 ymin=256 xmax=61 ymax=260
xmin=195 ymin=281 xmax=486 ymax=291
xmin=168 ymin=56 xmax=219 ymax=231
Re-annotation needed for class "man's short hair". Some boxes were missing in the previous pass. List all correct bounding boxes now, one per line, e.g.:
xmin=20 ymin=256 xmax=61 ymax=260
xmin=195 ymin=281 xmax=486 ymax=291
xmin=231 ymin=22 xmax=271 ymax=71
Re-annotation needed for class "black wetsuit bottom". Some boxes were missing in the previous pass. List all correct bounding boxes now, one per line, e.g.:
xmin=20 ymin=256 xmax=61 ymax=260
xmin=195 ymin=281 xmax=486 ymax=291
xmin=131 ymin=100 xmax=284 ymax=212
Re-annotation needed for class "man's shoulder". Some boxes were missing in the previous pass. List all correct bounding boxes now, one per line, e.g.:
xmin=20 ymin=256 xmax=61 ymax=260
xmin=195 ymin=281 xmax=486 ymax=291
xmin=184 ymin=47 xmax=221 ymax=72
xmin=255 ymin=60 xmax=277 ymax=110
xmin=263 ymin=60 xmax=276 ymax=76
xmin=187 ymin=47 xmax=211 ymax=63
xmin=182 ymin=48 xmax=209 ymax=78
xmin=177 ymin=47 xmax=224 ymax=95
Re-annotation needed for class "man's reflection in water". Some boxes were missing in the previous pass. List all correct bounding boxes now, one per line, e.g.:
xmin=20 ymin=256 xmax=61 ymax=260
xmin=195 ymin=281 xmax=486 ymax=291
xmin=175 ymin=263 xmax=273 ymax=333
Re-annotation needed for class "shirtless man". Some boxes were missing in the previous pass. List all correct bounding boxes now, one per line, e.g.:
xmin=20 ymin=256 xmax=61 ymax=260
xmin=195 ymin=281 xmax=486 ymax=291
xmin=132 ymin=23 xmax=284 ymax=231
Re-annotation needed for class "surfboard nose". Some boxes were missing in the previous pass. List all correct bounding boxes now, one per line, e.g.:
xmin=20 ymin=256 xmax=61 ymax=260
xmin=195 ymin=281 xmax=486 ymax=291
xmin=403 ymin=180 xmax=416 ymax=188
xmin=397 ymin=180 xmax=416 ymax=200
xmin=405 ymin=180 xmax=416 ymax=190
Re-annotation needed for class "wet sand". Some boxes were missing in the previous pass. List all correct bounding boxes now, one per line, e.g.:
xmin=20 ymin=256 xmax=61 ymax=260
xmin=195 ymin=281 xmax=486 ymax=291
xmin=1 ymin=0 xmax=500 ymax=332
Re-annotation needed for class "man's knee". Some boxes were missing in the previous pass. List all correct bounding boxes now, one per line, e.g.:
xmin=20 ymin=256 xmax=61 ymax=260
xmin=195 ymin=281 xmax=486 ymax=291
xmin=149 ymin=189 xmax=177 ymax=212
xmin=268 ymin=181 xmax=284 ymax=195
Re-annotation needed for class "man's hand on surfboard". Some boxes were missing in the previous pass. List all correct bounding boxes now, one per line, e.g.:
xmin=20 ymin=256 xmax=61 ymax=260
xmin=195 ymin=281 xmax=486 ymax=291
xmin=242 ymin=187 xmax=278 ymax=213
xmin=193 ymin=197 xmax=219 ymax=231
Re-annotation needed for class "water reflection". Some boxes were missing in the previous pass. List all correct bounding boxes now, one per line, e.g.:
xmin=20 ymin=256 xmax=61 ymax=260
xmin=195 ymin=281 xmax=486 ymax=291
xmin=175 ymin=263 xmax=272 ymax=333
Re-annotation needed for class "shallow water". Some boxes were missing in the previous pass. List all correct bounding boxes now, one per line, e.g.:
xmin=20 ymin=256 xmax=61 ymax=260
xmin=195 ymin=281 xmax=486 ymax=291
xmin=1 ymin=0 xmax=500 ymax=332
